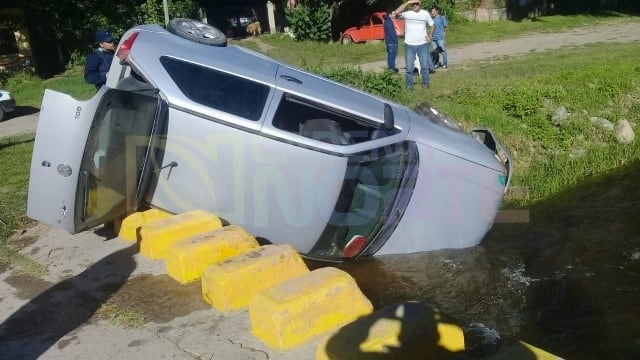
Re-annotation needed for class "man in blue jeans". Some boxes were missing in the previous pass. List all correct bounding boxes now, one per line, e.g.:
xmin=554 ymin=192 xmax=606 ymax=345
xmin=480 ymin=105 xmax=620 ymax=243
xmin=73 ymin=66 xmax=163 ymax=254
xmin=431 ymin=6 xmax=448 ymax=69
xmin=395 ymin=0 xmax=435 ymax=90
xmin=383 ymin=9 xmax=399 ymax=73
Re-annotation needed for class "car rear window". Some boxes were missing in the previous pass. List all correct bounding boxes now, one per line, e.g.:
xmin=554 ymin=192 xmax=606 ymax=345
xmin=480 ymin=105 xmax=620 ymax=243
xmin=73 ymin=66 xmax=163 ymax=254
xmin=160 ymin=56 xmax=269 ymax=121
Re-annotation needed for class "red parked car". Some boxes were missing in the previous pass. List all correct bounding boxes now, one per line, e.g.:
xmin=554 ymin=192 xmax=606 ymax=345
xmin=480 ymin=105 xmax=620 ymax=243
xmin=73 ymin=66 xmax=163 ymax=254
xmin=339 ymin=12 xmax=404 ymax=45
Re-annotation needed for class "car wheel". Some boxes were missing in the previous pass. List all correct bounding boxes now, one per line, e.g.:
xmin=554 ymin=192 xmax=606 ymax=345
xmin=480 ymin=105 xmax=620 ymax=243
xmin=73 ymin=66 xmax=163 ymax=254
xmin=167 ymin=18 xmax=227 ymax=47
xmin=0 ymin=108 xmax=4 ymax=122
xmin=341 ymin=35 xmax=353 ymax=45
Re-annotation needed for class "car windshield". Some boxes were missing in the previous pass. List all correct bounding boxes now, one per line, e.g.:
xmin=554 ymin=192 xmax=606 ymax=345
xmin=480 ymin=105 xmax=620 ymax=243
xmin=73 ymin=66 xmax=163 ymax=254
xmin=308 ymin=141 xmax=418 ymax=259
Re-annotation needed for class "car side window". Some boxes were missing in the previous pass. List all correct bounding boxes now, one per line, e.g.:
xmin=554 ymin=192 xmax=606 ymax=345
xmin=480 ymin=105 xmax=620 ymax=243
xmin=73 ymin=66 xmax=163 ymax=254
xmin=160 ymin=56 xmax=270 ymax=121
xmin=372 ymin=15 xmax=383 ymax=25
xmin=272 ymin=94 xmax=388 ymax=145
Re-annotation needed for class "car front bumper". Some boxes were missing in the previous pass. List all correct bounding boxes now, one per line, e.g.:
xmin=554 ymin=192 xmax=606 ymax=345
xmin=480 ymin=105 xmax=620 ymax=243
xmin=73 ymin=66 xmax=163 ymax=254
xmin=0 ymin=98 xmax=16 ymax=113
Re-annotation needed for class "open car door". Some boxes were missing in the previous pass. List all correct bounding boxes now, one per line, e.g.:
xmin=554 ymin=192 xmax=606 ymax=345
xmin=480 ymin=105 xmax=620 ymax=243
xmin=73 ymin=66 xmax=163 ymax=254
xmin=27 ymin=87 xmax=164 ymax=233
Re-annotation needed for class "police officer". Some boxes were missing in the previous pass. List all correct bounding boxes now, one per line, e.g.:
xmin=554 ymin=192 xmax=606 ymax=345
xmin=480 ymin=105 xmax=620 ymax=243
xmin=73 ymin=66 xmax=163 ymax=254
xmin=84 ymin=29 xmax=116 ymax=89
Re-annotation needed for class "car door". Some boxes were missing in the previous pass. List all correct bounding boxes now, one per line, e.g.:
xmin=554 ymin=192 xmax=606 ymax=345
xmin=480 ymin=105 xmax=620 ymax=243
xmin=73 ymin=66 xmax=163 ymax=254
xmin=27 ymin=87 xmax=164 ymax=233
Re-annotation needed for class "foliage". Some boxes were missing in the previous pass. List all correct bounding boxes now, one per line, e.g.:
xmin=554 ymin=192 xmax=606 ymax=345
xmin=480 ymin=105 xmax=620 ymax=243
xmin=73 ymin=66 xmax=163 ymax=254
xmin=138 ymin=0 xmax=200 ymax=25
xmin=310 ymin=66 xmax=404 ymax=99
xmin=19 ymin=0 xmax=199 ymax=76
xmin=420 ymin=0 xmax=471 ymax=24
xmin=285 ymin=0 xmax=332 ymax=42
xmin=139 ymin=0 xmax=164 ymax=25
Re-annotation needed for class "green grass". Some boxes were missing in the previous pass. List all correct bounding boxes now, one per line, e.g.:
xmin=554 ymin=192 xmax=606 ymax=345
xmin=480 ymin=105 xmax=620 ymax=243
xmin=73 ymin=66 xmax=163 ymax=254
xmin=421 ymin=42 xmax=640 ymax=202
xmin=5 ymin=66 xmax=95 ymax=108
xmin=0 ymin=134 xmax=46 ymax=276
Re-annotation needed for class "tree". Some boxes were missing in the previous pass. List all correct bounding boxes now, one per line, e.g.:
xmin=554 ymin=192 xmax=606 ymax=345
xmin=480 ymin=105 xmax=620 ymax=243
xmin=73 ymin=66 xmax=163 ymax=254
xmin=16 ymin=0 xmax=200 ymax=76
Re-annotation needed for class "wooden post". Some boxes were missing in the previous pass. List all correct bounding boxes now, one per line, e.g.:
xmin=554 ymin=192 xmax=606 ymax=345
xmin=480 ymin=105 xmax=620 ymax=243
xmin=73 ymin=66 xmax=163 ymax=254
xmin=267 ymin=1 xmax=276 ymax=34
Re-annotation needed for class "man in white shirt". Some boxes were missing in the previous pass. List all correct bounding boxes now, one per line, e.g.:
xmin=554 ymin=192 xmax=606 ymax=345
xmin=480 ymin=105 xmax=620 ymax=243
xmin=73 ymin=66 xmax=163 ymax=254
xmin=394 ymin=0 xmax=435 ymax=89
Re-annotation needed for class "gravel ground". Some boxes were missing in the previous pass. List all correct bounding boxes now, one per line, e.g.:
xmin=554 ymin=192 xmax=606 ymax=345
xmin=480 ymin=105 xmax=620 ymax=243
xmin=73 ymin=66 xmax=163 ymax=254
xmin=0 ymin=112 xmax=38 ymax=139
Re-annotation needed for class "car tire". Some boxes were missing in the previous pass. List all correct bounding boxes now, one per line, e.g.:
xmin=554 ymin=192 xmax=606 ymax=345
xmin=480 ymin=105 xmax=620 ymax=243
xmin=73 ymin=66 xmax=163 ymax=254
xmin=167 ymin=18 xmax=227 ymax=47
xmin=341 ymin=35 xmax=353 ymax=45
xmin=0 ymin=108 xmax=4 ymax=122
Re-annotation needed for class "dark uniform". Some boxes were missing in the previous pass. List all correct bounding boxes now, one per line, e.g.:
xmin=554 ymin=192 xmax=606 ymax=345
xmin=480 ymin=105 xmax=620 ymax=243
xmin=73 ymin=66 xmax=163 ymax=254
xmin=84 ymin=29 xmax=116 ymax=90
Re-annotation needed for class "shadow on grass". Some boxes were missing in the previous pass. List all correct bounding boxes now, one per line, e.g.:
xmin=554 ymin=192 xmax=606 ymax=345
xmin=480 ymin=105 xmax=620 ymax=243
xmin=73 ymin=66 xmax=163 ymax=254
xmin=0 ymin=135 xmax=33 ymax=151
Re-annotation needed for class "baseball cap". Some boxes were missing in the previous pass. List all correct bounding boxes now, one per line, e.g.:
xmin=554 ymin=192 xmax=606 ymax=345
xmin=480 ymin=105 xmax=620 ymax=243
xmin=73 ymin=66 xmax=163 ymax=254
xmin=408 ymin=0 xmax=421 ymax=4
xmin=95 ymin=29 xmax=115 ymax=43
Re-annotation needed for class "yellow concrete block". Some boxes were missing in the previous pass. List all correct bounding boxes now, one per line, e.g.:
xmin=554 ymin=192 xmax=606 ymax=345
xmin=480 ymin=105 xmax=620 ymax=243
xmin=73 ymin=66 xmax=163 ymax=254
xmin=519 ymin=342 xmax=563 ymax=359
xmin=249 ymin=267 xmax=373 ymax=350
xmin=138 ymin=210 xmax=223 ymax=259
xmin=201 ymin=244 xmax=309 ymax=313
xmin=316 ymin=301 xmax=465 ymax=360
xmin=118 ymin=208 xmax=173 ymax=242
xmin=491 ymin=341 xmax=564 ymax=360
xmin=165 ymin=225 xmax=259 ymax=284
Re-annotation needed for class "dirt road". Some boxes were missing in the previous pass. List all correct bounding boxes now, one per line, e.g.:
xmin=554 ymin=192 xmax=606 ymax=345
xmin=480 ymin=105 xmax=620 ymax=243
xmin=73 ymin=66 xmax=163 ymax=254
xmin=359 ymin=20 xmax=640 ymax=71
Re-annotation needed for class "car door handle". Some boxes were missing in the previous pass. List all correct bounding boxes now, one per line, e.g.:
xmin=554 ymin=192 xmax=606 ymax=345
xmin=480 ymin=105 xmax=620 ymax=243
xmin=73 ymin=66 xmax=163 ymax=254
xmin=279 ymin=75 xmax=302 ymax=84
xmin=157 ymin=161 xmax=178 ymax=180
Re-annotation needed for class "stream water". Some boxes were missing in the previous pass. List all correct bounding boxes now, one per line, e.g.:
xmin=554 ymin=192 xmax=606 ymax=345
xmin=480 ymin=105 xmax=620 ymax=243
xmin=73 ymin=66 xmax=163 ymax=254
xmin=328 ymin=159 xmax=640 ymax=359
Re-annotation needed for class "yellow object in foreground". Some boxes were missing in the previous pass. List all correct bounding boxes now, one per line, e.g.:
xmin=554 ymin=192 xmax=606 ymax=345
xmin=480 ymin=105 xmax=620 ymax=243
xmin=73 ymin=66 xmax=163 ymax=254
xmin=491 ymin=341 xmax=565 ymax=359
xmin=250 ymin=267 xmax=373 ymax=350
xmin=165 ymin=225 xmax=259 ymax=284
xmin=138 ymin=210 xmax=222 ymax=259
xmin=118 ymin=208 xmax=173 ymax=242
xmin=316 ymin=301 xmax=465 ymax=360
xmin=201 ymin=244 xmax=309 ymax=313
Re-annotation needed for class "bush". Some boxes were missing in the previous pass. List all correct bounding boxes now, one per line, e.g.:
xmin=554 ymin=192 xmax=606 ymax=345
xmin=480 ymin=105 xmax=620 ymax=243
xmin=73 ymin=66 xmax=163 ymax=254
xmin=310 ymin=66 xmax=403 ymax=100
xmin=285 ymin=1 xmax=332 ymax=42
xmin=421 ymin=0 xmax=471 ymax=24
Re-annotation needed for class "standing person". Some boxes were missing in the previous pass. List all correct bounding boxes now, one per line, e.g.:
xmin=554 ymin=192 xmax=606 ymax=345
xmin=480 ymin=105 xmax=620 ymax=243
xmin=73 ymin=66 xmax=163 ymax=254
xmin=395 ymin=0 xmax=435 ymax=90
xmin=431 ymin=6 xmax=448 ymax=69
xmin=84 ymin=29 xmax=116 ymax=90
xmin=383 ymin=9 xmax=399 ymax=73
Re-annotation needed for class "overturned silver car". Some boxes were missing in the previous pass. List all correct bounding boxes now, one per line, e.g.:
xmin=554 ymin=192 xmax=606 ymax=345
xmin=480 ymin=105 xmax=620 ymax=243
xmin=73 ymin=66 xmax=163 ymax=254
xmin=27 ymin=19 xmax=511 ymax=261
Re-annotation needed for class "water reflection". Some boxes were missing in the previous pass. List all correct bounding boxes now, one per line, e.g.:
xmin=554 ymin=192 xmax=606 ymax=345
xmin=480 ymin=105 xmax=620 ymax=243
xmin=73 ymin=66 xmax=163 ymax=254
xmin=318 ymin=159 xmax=640 ymax=359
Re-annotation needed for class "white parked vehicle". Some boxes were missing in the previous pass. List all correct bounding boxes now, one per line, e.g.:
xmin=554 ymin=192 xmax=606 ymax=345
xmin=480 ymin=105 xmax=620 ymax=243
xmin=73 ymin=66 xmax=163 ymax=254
xmin=0 ymin=89 xmax=15 ymax=122
xmin=27 ymin=19 xmax=511 ymax=261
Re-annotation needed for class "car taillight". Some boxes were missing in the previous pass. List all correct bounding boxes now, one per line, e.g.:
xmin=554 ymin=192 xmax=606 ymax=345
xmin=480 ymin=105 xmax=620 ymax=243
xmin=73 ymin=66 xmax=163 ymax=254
xmin=342 ymin=235 xmax=367 ymax=258
xmin=116 ymin=31 xmax=140 ymax=62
